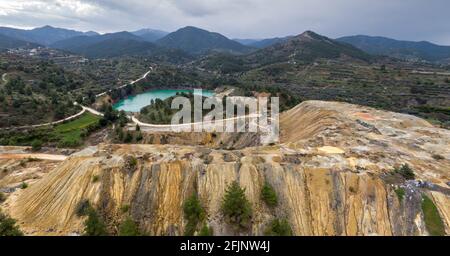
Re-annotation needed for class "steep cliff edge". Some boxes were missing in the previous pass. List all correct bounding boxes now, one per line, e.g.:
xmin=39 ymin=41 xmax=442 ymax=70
xmin=2 ymin=100 xmax=449 ymax=236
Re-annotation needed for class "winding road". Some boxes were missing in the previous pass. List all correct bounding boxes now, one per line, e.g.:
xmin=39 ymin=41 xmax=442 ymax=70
xmin=1 ymin=67 xmax=151 ymax=130
xmin=1 ymin=73 xmax=8 ymax=86
xmin=95 ymin=67 xmax=153 ymax=98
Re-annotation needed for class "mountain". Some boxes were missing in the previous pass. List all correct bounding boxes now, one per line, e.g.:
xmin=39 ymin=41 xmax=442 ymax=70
xmin=235 ymin=36 xmax=293 ymax=48
xmin=0 ymin=25 xmax=97 ymax=45
xmin=50 ymin=31 xmax=192 ymax=61
xmin=50 ymin=32 xmax=159 ymax=58
xmin=0 ymin=34 xmax=40 ymax=49
xmin=156 ymin=26 xmax=253 ymax=55
xmin=249 ymin=36 xmax=294 ymax=48
xmin=131 ymin=28 xmax=168 ymax=42
xmin=243 ymin=31 xmax=372 ymax=65
xmin=233 ymin=38 xmax=260 ymax=45
xmin=337 ymin=35 xmax=450 ymax=62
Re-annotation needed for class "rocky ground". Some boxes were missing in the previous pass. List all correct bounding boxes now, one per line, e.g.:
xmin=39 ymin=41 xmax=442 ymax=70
xmin=0 ymin=100 xmax=448 ymax=236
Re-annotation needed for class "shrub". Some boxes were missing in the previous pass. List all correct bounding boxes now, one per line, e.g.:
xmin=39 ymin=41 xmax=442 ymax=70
xmin=119 ymin=217 xmax=141 ymax=236
xmin=432 ymin=154 xmax=444 ymax=161
xmin=135 ymin=132 xmax=143 ymax=142
xmin=394 ymin=164 xmax=415 ymax=180
xmin=58 ymin=137 xmax=81 ymax=148
xmin=261 ymin=182 xmax=278 ymax=207
xmin=92 ymin=175 xmax=100 ymax=183
xmin=126 ymin=156 xmax=138 ymax=171
xmin=183 ymin=193 xmax=205 ymax=236
xmin=83 ymin=208 xmax=108 ymax=236
xmin=198 ymin=224 xmax=214 ymax=236
xmin=75 ymin=200 xmax=92 ymax=217
xmin=124 ymin=132 xmax=133 ymax=143
xmin=0 ymin=192 xmax=6 ymax=203
xmin=221 ymin=181 xmax=252 ymax=230
xmin=264 ymin=218 xmax=293 ymax=236
xmin=0 ymin=211 xmax=23 ymax=236
xmin=395 ymin=188 xmax=405 ymax=202
xmin=21 ymin=182 xmax=28 ymax=189
xmin=121 ymin=205 xmax=130 ymax=213
xmin=31 ymin=139 xmax=42 ymax=151
xmin=421 ymin=194 xmax=445 ymax=236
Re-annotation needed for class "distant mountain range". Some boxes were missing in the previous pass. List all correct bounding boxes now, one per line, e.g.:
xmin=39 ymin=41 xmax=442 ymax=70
xmin=234 ymin=36 xmax=293 ymax=48
xmin=201 ymin=31 xmax=372 ymax=73
xmin=50 ymin=31 xmax=159 ymax=58
xmin=337 ymin=35 xmax=450 ymax=62
xmin=155 ymin=26 xmax=253 ymax=55
xmin=243 ymin=31 xmax=372 ymax=65
xmin=0 ymin=25 xmax=98 ymax=45
xmin=0 ymin=34 xmax=40 ymax=50
xmin=131 ymin=28 xmax=169 ymax=42
xmin=1 ymin=25 xmax=449 ymax=63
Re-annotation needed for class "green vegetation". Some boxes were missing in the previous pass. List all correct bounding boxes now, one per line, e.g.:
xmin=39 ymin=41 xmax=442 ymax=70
xmin=264 ymin=218 xmax=293 ymax=236
xmin=118 ymin=217 xmax=141 ymax=236
xmin=92 ymin=175 xmax=100 ymax=183
xmin=52 ymin=112 xmax=101 ymax=148
xmin=421 ymin=195 xmax=445 ymax=236
xmin=261 ymin=182 xmax=278 ymax=207
xmin=20 ymin=182 xmax=28 ymax=189
xmin=395 ymin=188 xmax=406 ymax=202
xmin=121 ymin=205 xmax=130 ymax=213
xmin=75 ymin=200 xmax=92 ymax=217
xmin=394 ymin=164 xmax=415 ymax=180
xmin=0 ymin=211 xmax=24 ymax=236
xmin=183 ymin=193 xmax=206 ymax=236
xmin=76 ymin=199 xmax=108 ymax=236
xmin=0 ymin=192 xmax=6 ymax=203
xmin=221 ymin=181 xmax=252 ymax=230
xmin=0 ymin=112 xmax=101 ymax=148
xmin=83 ymin=208 xmax=108 ymax=236
xmin=31 ymin=139 xmax=42 ymax=151
xmin=198 ymin=224 xmax=214 ymax=236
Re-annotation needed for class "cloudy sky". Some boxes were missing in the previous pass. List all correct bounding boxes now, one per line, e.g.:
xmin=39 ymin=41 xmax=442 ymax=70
xmin=0 ymin=0 xmax=449 ymax=44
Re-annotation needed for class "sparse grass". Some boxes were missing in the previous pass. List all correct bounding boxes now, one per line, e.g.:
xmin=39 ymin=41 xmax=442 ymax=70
xmin=421 ymin=194 xmax=445 ymax=236
xmin=395 ymin=188 xmax=405 ymax=202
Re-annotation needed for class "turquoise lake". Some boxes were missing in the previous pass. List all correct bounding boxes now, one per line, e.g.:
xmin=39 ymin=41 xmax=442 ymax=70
xmin=113 ymin=89 xmax=214 ymax=113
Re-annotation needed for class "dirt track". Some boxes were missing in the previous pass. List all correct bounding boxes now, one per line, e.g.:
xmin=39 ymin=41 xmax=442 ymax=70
xmin=0 ymin=153 xmax=67 ymax=161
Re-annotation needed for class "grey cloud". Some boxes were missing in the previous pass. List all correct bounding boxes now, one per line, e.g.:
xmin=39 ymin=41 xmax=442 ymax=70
xmin=0 ymin=0 xmax=448 ymax=44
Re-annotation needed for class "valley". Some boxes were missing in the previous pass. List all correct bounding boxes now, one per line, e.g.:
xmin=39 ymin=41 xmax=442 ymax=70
xmin=0 ymin=24 xmax=449 ymax=237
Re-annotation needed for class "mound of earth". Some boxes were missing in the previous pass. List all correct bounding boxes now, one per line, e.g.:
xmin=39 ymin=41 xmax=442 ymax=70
xmin=0 ymin=101 xmax=448 ymax=236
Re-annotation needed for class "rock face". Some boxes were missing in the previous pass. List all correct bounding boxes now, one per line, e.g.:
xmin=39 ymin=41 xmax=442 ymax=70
xmin=2 ymin=101 xmax=449 ymax=236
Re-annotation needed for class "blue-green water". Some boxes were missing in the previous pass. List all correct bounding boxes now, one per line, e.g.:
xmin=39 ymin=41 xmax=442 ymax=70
xmin=113 ymin=89 xmax=214 ymax=113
